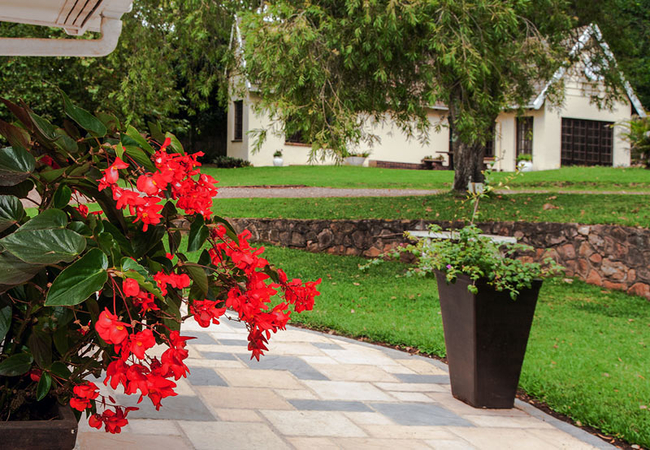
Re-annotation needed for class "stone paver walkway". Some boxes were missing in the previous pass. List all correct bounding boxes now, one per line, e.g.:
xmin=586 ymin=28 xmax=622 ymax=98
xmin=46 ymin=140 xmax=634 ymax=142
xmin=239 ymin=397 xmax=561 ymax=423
xmin=77 ymin=315 xmax=614 ymax=450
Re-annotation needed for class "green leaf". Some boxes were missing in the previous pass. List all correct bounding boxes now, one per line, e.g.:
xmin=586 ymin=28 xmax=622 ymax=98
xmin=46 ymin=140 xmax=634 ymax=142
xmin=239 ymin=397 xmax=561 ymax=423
xmin=0 ymin=118 xmax=30 ymax=150
xmin=101 ymin=221 xmax=134 ymax=257
xmin=20 ymin=209 xmax=67 ymax=231
xmin=0 ymin=179 xmax=34 ymax=198
xmin=212 ymin=215 xmax=240 ymax=244
xmin=125 ymin=126 xmax=154 ymax=154
xmin=132 ymin=225 xmax=165 ymax=258
xmin=36 ymin=372 xmax=52 ymax=400
xmin=187 ymin=216 xmax=209 ymax=252
xmin=52 ymin=185 xmax=72 ymax=209
xmin=184 ymin=263 xmax=208 ymax=296
xmin=0 ymin=251 xmax=43 ymax=290
xmin=68 ymin=221 xmax=92 ymax=236
xmin=28 ymin=112 xmax=58 ymax=141
xmin=50 ymin=361 xmax=71 ymax=379
xmin=0 ymin=195 xmax=24 ymax=233
xmin=45 ymin=249 xmax=108 ymax=306
xmin=28 ymin=330 xmax=52 ymax=368
xmin=0 ymin=353 xmax=33 ymax=376
xmin=0 ymin=305 xmax=11 ymax=343
xmin=164 ymin=132 xmax=184 ymax=154
xmin=0 ymin=146 xmax=35 ymax=186
xmin=96 ymin=112 xmax=121 ymax=133
xmin=60 ymin=91 xmax=107 ymax=137
xmin=38 ymin=167 xmax=66 ymax=183
xmin=120 ymin=257 xmax=164 ymax=301
xmin=1 ymin=228 xmax=85 ymax=265
xmin=123 ymin=145 xmax=156 ymax=172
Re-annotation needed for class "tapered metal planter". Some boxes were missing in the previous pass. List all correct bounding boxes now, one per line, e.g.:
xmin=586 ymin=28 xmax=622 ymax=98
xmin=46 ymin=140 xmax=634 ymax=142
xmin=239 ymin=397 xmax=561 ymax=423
xmin=435 ymin=271 xmax=542 ymax=409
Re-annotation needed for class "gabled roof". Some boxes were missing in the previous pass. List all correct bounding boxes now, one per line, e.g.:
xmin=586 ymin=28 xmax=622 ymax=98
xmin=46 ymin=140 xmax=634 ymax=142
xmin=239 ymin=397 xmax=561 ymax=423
xmin=530 ymin=24 xmax=646 ymax=117
xmin=0 ymin=0 xmax=133 ymax=57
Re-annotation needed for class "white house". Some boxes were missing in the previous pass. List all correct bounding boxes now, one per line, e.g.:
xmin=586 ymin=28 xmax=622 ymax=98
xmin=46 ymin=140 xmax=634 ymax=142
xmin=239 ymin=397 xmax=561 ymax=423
xmin=227 ymin=24 xmax=646 ymax=170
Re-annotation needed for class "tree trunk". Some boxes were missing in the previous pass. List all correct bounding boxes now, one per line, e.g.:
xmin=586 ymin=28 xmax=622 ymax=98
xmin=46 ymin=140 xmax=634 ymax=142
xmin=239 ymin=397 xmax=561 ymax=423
xmin=449 ymin=102 xmax=487 ymax=193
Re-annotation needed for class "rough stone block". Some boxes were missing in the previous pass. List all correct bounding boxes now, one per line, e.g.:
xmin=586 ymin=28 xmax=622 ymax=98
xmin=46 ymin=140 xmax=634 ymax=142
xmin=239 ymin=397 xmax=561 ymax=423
xmin=627 ymin=282 xmax=650 ymax=299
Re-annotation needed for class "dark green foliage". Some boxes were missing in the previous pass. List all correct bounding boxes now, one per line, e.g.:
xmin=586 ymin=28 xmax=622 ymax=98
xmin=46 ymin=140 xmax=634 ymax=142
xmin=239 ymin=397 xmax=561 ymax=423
xmin=203 ymin=155 xmax=252 ymax=168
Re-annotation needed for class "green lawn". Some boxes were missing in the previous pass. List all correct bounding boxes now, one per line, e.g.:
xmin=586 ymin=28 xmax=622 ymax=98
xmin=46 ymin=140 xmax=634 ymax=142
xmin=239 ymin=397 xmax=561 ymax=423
xmin=205 ymin=165 xmax=650 ymax=192
xmin=215 ymin=193 xmax=650 ymax=228
xmin=259 ymin=245 xmax=650 ymax=447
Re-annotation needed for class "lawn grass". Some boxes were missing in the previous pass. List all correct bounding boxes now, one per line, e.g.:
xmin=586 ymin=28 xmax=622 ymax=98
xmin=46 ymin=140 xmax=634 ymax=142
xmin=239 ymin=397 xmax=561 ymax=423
xmin=204 ymin=165 xmax=650 ymax=192
xmin=215 ymin=192 xmax=650 ymax=228
xmin=259 ymin=244 xmax=650 ymax=447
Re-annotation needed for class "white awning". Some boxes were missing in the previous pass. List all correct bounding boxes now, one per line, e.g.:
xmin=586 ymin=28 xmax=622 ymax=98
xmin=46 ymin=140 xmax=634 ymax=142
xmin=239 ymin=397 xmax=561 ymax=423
xmin=0 ymin=0 xmax=133 ymax=57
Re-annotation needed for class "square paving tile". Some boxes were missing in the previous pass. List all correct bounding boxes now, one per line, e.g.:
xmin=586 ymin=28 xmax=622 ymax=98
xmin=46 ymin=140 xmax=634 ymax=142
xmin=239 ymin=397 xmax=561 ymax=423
xmin=200 ymin=351 xmax=238 ymax=360
xmin=180 ymin=421 xmax=290 ymax=449
xmin=394 ymin=373 xmax=450 ymax=384
xmin=218 ymin=338 xmax=249 ymax=346
xmin=287 ymin=437 xmax=339 ymax=449
xmin=369 ymin=402 xmax=473 ymax=427
xmin=260 ymin=410 xmax=368 ymax=437
xmin=289 ymin=399 xmax=373 ymax=412
xmin=116 ymin=394 xmax=216 ymax=421
xmin=241 ymin=355 xmax=329 ymax=380
xmin=197 ymin=386 xmax=294 ymax=410
xmin=216 ymin=368 xmax=303 ymax=389
xmin=446 ymin=427 xmax=568 ymax=450
xmin=311 ymin=364 xmax=399 ymax=382
xmin=78 ymin=432 xmax=192 ymax=450
xmin=303 ymin=380 xmax=394 ymax=401
xmin=185 ymin=367 xmax=228 ymax=386
xmin=313 ymin=342 xmax=344 ymax=350
xmin=334 ymin=437 xmax=433 ymax=449
xmin=185 ymin=332 xmax=218 ymax=345
xmin=399 ymin=358 xmax=449 ymax=375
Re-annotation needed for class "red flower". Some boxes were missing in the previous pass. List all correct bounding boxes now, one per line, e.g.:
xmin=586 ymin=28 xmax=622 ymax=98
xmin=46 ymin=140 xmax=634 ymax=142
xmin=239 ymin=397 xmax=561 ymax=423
xmin=88 ymin=414 xmax=103 ymax=429
xmin=69 ymin=382 xmax=99 ymax=411
xmin=100 ymin=406 xmax=137 ymax=434
xmin=123 ymin=278 xmax=140 ymax=297
xmin=137 ymin=174 xmax=161 ymax=196
xmin=75 ymin=204 xmax=89 ymax=218
xmin=105 ymin=359 xmax=129 ymax=390
xmin=129 ymin=329 xmax=156 ymax=359
xmin=96 ymin=308 xmax=130 ymax=345
xmin=98 ymin=157 xmax=129 ymax=190
xmin=190 ymin=300 xmax=226 ymax=328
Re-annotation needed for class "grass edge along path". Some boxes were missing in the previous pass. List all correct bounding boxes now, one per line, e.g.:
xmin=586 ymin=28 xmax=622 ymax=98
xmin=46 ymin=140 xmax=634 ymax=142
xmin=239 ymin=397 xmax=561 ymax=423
xmin=214 ymin=193 xmax=650 ymax=228
xmin=257 ymin=245 xmax=650 ymax=448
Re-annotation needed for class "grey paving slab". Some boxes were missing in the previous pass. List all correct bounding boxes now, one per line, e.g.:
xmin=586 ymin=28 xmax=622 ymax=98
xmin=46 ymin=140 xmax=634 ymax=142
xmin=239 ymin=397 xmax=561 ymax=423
xmin=369 ymin=402 xmax=474 ymax=427
xmin=116 ymin=394 xmax=216 ymax=421
xmin=218 ymin=338 xmax=249 ymax=346
xmin=289 ymin=399 xmax=373 ymax=412
xmin=312 ymin=342 xmax=344 ymax=350
xmin=395 ymin=373 xmax=450 ymax=384
xmin=200 ymin=351 xmax=238 ymax=361
xmin=186 ymin=332 xmax=218 ymax=345
xmin=186 ymin=367 xmax=228 ymax=386
xmin=240 ymin=354 xmax=329 ymax=380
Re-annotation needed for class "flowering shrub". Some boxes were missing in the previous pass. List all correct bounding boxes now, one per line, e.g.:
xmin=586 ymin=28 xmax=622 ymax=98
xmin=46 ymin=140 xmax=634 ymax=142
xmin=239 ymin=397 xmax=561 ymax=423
xmin=0 ymin=94 xmax=320 ymax=432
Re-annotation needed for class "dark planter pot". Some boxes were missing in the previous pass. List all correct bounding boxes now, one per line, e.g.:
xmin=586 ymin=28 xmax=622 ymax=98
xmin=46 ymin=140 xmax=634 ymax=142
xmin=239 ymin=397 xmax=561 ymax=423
xmin=434 ymin=271 xmax=542 ymax=409
xmin=0 ymin=402 xmax=78 ymax=450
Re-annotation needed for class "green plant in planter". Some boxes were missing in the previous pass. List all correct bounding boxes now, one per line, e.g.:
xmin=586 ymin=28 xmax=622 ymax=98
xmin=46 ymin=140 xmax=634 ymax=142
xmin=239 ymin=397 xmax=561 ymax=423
xmin=273 ymin=150 xmax=283 ymax=157
xmin=516 ymin=153 xmax=533 ymax=162
xmin=0 ymin=95 xmax=320 ymax=432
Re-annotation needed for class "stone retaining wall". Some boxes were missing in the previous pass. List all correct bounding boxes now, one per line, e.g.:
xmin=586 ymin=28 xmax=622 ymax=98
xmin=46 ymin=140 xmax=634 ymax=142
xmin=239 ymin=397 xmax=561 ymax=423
xmin=229 ymin=218 xmax=650 ymax=299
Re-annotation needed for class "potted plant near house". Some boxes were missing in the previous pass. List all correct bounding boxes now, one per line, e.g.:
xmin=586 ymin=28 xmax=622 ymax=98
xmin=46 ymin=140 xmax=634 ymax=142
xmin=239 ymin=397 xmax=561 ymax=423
xmin=273 ymin=150 xmax=284 ymax=166
xmin=0 ymin=95 xmax=320 ymax=446
xmin=421 ymin=155 xmax=444 ymax=170
xmin=516 ymin=153 xmax=533 ymax=172
xmin=344 ymin=151 xmax=370 ymax=166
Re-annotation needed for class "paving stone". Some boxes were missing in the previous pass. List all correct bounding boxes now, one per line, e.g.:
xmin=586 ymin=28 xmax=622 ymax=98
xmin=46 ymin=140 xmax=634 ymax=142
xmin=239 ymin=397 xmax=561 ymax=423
xmin=425 ymin=439 xmax=479 ymax=449
xmin=267 ymin=342 xmax=327 ymax=356
xmin=241 ymin=355 xmax=329 ymax=380
xmin=191 ymin=343 xmax=250 ymax=354
xmin=395 ymin=373 xmax=450 ymax=384
xmin=184 ymin=358 xmax=245 ymax=369
xmin=200 ymin=351 xmax=238 ymax=360
xmin=271 ymin=328 xmax=334 ymax=343
xmin=197 ymin=386 xmax=294 ymax=410
xmin=222 ymin=319 xmax=247 ymax=329
xmin=275 ymin=389 xmax=319 ymax=400
xmin=311 ymin=364 xmax=399 ymax=382
xmin=446 ymin=427 xmax=577 ymax=450
xmin=301 ymin=355 xmax=340 ymax=365
xmin=527 ymin=428 xmax=603 ymax=449
xmin=167 ymin=378 xmax=196 ymax=396
xmin=388 ymin=391 xmax=436 ymax=403
xmin=304 ymin=380 xmax=395 ymax=401
xmin=213 ymin=408 xmax=263 ymax=422
xmin=260 ymin=410 xmax=367 ymax=437
xmin=216 ymin=368 xmax=303 ymax=389
xmin=375 ymin=382 xmax=447 ymax=393
xmin=359 ymin=425 xmax=457 ymax=440
xmin=379 ymin=364 xmax=417 ymax=375
xmin=464 ymin=415 xmax=555 ymax=429
xmin=287 ymin=437 xmax=339 ymax=449
xmin=185 ymin=332 xmax=218 ymax=345
xmin=312 ymin=342 xmax=344 ymax=350
xmin=427 ymin=392 xmax=529 ymax=418
xmin=116 ymin=394 xmax=216 ymax=421
xmin=78 ymin=432 xmax=192 ymax=450
xmin=186 ymin=367 xmax=228 ymax=386
xmin=119 ymin=419 xmax=183 ymax=435
xmin=343 ymin=411 xmax=394 ymax=426
xmin=321 ymin=348 xmax=399 ymax=366
xmin=180 ymin=421 xmax=290 ymax=449
xmin=218 ymin=338 xmax=249 ymax=346
xmin=398 ymin=359 xmax=449 ymax=375
xmin=369 ymin=402 xmax=473 ymax=427
xmin=335 ymin=437 xmax=433 ymax=449
xmin=289 ymin=399 xmax=373 ymax=412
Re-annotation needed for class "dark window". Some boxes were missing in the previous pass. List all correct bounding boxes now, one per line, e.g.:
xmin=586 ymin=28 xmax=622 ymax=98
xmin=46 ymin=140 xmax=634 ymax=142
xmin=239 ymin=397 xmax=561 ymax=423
xmin=561 ymin=118 xmax=613 ymax=166
xmin=285 ymin=118 xmax=309 ymax=144
xmin=516 ymin=117 xmax=534 ymax=157
xmin=233 ymin=100 xmax=243 ymax=141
